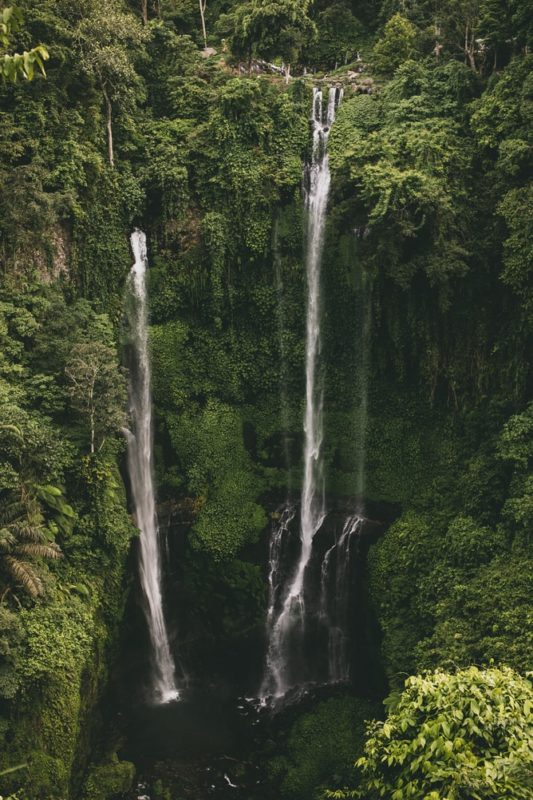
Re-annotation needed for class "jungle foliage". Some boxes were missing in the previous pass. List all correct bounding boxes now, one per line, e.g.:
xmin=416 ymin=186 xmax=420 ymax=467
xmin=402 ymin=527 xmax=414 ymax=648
xmin=0 ymin=0 xmax=531 ymax=798
xmin=326 ymin=667 xmax=533 ymax=800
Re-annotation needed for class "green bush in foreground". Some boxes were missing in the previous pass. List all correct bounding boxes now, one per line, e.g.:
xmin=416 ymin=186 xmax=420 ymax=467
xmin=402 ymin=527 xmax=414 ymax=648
xmin=81 ymin=756 xmax=135 ymax=800
xmin=326 ymin=666 xmax=533 ymax=800
xmin=271 ymin=695 xmax=381 ymax=800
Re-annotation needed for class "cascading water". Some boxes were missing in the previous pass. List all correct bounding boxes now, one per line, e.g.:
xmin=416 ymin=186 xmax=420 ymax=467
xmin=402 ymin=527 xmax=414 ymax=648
xmin=320 ymin=514 xmax=363 ymax=683
xmin=125 ymin=230 xmax=179 ymax=705
xmin=259 ymin=218 xmax=296 ymax=702
xmin=261 ymin=87 xmax=342 ymax=701
xmin=260 ymin=504 xmax=296 ymax=700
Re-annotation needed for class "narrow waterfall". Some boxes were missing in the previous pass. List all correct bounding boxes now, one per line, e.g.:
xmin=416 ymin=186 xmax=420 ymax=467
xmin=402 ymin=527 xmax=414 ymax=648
xmin=125 ymin=230 xmax=179 ymax=705
xmin=354 ymin=263 xmax=372 ymax=508
xmin=260 ymin=504 xmax=296 ymax=700
xmin=273 ymin=215 xmax=292 ymax=484
xmin=261 ymin=87 xmax=342 ymax=701
xmin=320 ymin=514 xmax=363 ymax=683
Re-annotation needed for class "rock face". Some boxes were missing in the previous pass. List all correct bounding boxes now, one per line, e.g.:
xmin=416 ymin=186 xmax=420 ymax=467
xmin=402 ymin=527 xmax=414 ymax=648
xmin=201 ymin=47 xmax=218 ymax=58
xmin=32 ymin=223 xmax=71 ymax=282
xmin=315 ymin=61 xmax=375 ymax=95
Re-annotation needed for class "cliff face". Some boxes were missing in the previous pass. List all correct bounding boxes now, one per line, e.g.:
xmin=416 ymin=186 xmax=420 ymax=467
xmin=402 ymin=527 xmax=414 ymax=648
xmin=0 ymin=2 xmax=531 ymax=798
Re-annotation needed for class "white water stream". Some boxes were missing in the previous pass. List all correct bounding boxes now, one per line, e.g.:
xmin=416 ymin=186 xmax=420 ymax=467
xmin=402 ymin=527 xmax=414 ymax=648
xmin=261 ymin=88 xmax=342 ymax=701
xmin=126 ymin=230 xmax=179 ymax=704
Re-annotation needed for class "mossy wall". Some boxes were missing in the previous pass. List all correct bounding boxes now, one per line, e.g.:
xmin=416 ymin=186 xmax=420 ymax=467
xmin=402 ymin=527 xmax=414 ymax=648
xmin=1 ymin=3 xmax=531 ymax=797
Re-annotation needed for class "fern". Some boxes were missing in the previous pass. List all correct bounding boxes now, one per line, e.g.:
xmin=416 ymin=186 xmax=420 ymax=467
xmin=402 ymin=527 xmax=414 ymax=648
xmin=0 ymin=487 xmax=63 ymax=599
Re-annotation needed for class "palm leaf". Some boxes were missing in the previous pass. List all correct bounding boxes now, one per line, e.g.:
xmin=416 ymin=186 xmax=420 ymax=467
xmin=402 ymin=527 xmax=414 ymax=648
xmin=16 ymin=542 xmax=61 ymax=559
xmin=4 ymin=556 xmax=42 ymax=597
xmin=0 ymin=500 xmax=25 ymax=525
xmin=0 ymin=528 xmax=16 ymax=550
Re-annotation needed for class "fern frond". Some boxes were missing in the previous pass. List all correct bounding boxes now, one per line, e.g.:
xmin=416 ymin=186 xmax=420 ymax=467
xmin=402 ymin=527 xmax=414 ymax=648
xmin=16 ymin=542 xmax=61 ymax=559
xmin=0 ymin=528 xmax=16 ymax=550
xmin=0 ymin=500 xmax=25 ymax=525
xmin=4 ymin=556 xmax=42 ymax=597
xmin=11 ymin=522 xmax=47 ymax=543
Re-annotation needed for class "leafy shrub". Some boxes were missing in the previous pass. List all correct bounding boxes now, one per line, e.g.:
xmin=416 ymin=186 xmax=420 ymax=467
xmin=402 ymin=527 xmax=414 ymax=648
xmin=81 ymin=756 xmax=135 ymax=800
xmin=272 ymin=696 xmax=381 ymax=800
xmin=327 ymin=666 xmax=533 ymax=800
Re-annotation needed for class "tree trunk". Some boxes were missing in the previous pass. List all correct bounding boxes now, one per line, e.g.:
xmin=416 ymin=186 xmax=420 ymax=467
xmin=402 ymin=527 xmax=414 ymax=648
xmin=464 ymin=23 xmax=477 ymax=71
xmin=141 ymin=0 xmax=148 ymax=24
xmin=89 ymin=387 xmax=95 ymax=454
xmin=199 ymin=0 xmax=207 ymax=48
xmin=102 ymin=87 xmax=114 ymax=167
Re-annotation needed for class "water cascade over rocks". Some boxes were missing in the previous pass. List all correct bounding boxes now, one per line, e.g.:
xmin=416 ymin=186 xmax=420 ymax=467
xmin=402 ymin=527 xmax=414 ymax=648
xmin=125 ymin=230 xmax=179 ymax=705
xmin=261 ymin=87 xmax=344 ymax=702
xmin=320 ymin=514 xmax=363 ymax=683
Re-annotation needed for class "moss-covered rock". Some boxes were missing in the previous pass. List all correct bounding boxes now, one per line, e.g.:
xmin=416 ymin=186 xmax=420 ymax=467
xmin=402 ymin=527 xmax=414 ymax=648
xmin=81 ymin=756 xmax=135 ymax=800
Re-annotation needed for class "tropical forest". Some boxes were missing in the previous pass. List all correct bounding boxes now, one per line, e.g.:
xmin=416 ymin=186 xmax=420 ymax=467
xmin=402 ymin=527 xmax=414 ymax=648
xmin=0 ymin=0 xmax=531 ymax=798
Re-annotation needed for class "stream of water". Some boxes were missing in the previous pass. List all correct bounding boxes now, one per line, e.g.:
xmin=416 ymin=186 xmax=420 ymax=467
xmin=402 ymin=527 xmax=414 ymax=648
xmin=261 ymin=87 xmax=343 ymax=701
xmin=125 ymin=230 xmax=179 ymax=705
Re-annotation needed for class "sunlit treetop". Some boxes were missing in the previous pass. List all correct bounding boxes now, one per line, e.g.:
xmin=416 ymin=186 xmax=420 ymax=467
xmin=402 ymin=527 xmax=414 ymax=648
xmin=1 ymin=4 xmax=48 ymax=82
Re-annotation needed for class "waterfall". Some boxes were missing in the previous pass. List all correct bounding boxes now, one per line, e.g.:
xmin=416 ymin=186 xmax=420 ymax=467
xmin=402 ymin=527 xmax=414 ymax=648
xmin=260 ymin=504 xmax=296 ymax=700
xmin=320 ymin=514 xmax=363 ymax=683
xmin=125 ymin=230 xmax=179 ymax=705
xmin=317 ymin=199 xmax=373 ymax=686
xmin=260 ymin=87 xmax=342 ymax=701
xmin=273 ymin=215 xmax=292 ymax=484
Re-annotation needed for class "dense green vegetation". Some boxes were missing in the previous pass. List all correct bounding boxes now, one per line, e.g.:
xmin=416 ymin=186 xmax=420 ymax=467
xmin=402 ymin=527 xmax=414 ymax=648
xmin=327 ymin=667 xmax=533 ymax=799
xmin=0 ymin=0 xmax=531 ymax=797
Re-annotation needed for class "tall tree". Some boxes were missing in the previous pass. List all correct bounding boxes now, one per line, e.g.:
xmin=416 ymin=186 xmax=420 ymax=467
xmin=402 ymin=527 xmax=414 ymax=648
xmin=74 ymin=0 xmax=147 ymax=166
xmin=199 ymin=0 xmax=207 ymax=47
xmin=373 ymin=12 xmax=419 ymax=74
xmin=65 ymin=340 xmax=127 ymax=454
xmin=220 ymin=0 xmax=317 ymax=77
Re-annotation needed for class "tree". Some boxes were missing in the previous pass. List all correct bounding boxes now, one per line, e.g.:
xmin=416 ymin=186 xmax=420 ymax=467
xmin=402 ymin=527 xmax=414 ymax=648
xmin=373 ymin=13 xmax=418 ymax=75
xmin=498 ymin=185 xmax=533 ymax=318
xmin=220 ymin=0 xmax=317 ymax=77
xmin=65 ymin=340 xmax=127 ymax=454
xmin=326 ymin=666 xmax=533 ymax=800
xmin=0 ymin=379 xmax=71 ymax=604
xmin=74 ymin=0 xmax=147 ymax=166
xmin=441 ymin=0 xmax=483 ymax=71
xmin=328 ymin=64 xmax=473 ymax=290
xmin=478 ymin=0 xmax=514 ymax=70
xmin=199 ymin=0 xmax=207 ymax=47
xmin=0 ymin=5 xmax=48 ymax=82
xmin=302 ymin=2 xmax=364 ymax=71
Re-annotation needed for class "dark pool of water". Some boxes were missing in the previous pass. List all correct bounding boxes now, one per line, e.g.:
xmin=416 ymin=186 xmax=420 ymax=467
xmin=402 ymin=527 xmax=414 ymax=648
xmin=112 ymin=495 xmax=394 ymax=799
xmin=119 ymin=689 xmax=275 ymax=800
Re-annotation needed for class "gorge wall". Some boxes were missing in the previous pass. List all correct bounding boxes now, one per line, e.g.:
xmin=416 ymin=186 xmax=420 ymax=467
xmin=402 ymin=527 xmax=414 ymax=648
xmin=0 ymin=1 xmax=531 ymax=798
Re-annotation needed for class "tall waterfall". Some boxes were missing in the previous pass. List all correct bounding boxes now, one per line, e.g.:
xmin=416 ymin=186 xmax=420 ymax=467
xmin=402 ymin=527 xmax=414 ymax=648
xmin=261 ymin=87 xmax=342 ymax=701
xmin=273 ymin=215 xmax=292 ymax=484
xmin=125 ymin=230 xmax=179 ymax=705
